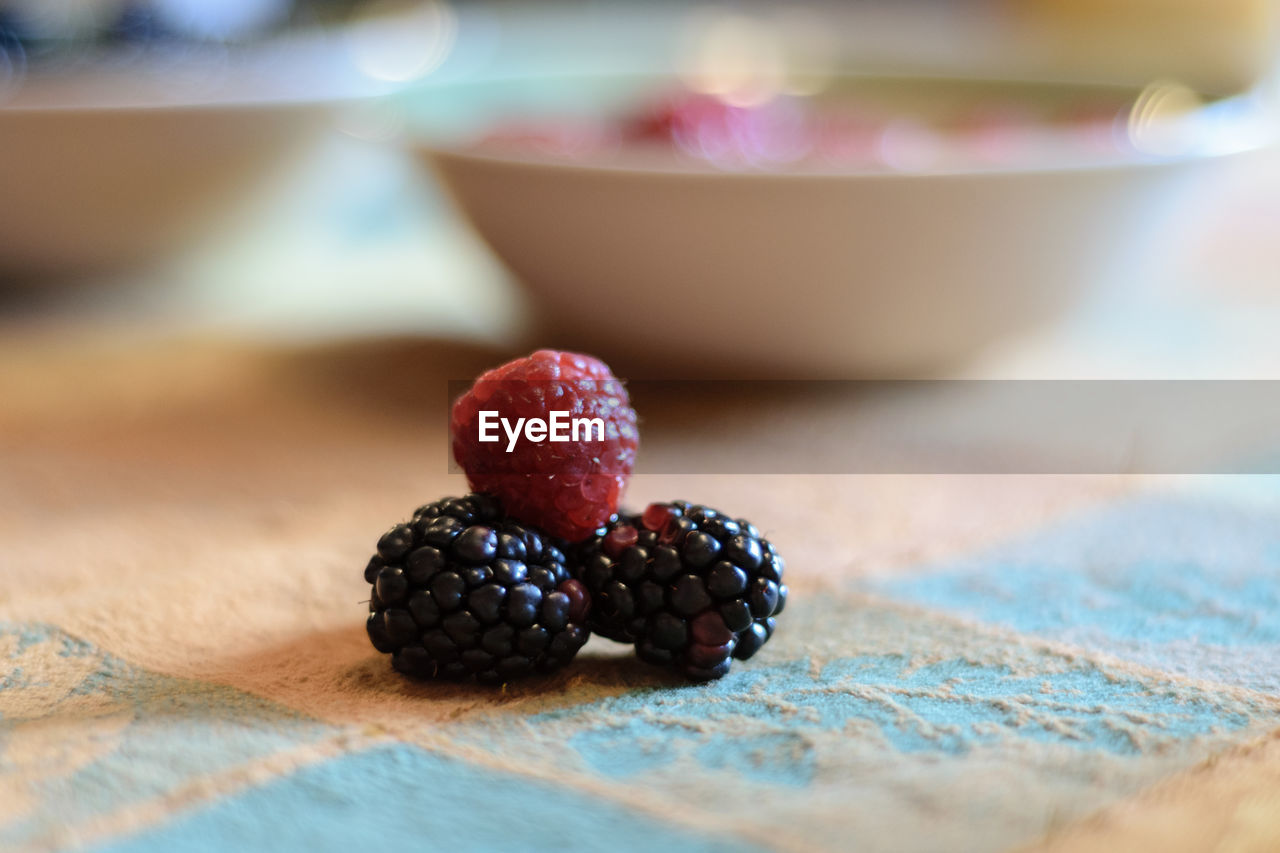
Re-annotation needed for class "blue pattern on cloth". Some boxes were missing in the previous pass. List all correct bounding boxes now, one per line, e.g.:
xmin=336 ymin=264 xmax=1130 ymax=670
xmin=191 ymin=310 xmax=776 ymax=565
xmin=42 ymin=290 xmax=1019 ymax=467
xmin=555 ymin=653 xmax=1256 ymax=783
xmin=867 ymin=496 xmax=1280 ymax=693
xmin=89 ymin=744 xmax=766 ymax=853
xmin=426 ymin=588 xmax=1280 ymax=853
xmin=0 ymin=624 xmax=331 ymax=850
xmin=6 ymin=488 xmax=1280 ymax=852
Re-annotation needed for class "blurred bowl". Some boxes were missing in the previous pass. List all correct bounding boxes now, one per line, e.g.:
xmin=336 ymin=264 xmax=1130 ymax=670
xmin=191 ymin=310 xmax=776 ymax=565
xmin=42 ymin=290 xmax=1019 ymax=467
xmin=0 ymin=36 xmax=380 ymax=281
xmin=414 ymin=74 xmax=1276 ymax=377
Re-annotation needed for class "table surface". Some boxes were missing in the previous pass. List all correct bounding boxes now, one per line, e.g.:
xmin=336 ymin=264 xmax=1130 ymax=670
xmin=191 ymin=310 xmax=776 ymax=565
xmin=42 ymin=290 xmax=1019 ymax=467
xmin=3 ymin=329 xmax=1280 ymax=852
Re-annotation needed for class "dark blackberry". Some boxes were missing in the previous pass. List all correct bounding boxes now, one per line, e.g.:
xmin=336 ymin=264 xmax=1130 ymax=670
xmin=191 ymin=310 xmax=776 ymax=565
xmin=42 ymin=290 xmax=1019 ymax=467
xmin=364 ymin=495 xmax=591 ymax=683
xmin=573 ymin=501 xmax=787 ymax=681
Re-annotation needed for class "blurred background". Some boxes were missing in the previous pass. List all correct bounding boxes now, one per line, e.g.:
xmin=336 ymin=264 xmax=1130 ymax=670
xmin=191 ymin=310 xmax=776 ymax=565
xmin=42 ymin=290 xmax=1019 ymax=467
xmin=3 ymin=0 xmax=1280 ymax=385
xmin=9 ymin=8 xmax=1280 ymax=850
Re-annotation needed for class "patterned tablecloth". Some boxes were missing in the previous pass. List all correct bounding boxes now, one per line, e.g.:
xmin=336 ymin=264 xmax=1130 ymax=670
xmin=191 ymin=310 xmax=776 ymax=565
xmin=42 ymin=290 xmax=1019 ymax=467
xmin=2 ymin=338 xmax=1278 ymax=853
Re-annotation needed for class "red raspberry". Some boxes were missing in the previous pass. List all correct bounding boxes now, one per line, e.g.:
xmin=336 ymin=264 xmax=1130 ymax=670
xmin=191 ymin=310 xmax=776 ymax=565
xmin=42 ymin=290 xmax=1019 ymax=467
xmin=623 ymin=91 xmax=813 ymax=165
xmin=450 ymin=350 xmax=639 ymax=542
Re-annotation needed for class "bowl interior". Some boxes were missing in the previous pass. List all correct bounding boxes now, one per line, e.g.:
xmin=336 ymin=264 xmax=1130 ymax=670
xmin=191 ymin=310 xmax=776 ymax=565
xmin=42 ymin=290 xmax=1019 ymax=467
xmin=405 ymin=70 xmax=1276 ymax=175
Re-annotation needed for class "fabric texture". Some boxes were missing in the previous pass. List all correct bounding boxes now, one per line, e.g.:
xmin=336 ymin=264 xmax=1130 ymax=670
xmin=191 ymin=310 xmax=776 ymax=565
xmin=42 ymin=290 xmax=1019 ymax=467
xmin=2 ymin=338 xmax=1278 ymax=852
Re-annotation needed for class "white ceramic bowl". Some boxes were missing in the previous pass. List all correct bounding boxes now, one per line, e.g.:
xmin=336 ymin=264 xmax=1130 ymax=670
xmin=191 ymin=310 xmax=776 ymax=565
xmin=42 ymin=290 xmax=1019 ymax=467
xmin=0 ymin=36 xmax=379 ymax=281
xmin=415 ymin=75 xmax=1275 ymax=377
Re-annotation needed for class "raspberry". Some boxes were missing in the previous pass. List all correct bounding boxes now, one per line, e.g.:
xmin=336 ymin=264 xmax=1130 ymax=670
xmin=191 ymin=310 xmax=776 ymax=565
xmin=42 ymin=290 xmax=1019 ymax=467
xmin=450 ymin=350 xmax=639 ymax=543
xmin=364 ymin=495 xmax=591 ymax=683
xmin=623 ymin=92 xmax=814 ymax=165
xmin=573 ymin=501 xmax=787 ymax=681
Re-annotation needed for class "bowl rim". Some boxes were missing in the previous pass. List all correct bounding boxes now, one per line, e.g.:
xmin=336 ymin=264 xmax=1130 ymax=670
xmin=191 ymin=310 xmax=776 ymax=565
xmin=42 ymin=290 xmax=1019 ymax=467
xmin=409 ymin=69 xmax=1279 ymax=180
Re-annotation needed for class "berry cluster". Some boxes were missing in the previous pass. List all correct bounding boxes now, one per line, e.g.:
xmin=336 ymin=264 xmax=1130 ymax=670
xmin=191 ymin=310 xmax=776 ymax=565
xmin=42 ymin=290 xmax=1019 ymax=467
xmin=362 ymin=350 xmax=787 ymax=685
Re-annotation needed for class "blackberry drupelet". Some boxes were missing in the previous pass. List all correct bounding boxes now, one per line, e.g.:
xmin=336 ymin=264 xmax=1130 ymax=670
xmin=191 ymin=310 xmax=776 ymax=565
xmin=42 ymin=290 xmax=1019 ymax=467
xmin=364 ymin=494 xmax=591 ymax=683
xmin=574 ymin=501 xmax=787 ymax=681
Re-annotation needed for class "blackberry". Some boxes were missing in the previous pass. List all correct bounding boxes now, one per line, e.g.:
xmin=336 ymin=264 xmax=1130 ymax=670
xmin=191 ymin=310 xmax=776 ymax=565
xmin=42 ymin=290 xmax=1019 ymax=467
xmin=364 ymin=494 xmax=591 ymax=683
xmin=574 ymin=501 xmax=787 ymax=681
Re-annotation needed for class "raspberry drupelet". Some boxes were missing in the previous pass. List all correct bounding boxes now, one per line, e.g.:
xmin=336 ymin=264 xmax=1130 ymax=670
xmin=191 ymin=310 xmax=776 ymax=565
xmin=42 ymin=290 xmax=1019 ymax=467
xmin=450 ymin=350 xmax=639 ymax=543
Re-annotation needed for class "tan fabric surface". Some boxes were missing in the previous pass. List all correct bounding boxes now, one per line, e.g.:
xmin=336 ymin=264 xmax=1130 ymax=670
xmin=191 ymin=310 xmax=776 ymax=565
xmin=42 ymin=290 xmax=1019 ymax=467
xmin=4 ymin=332 xmax=1278 ymax=852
